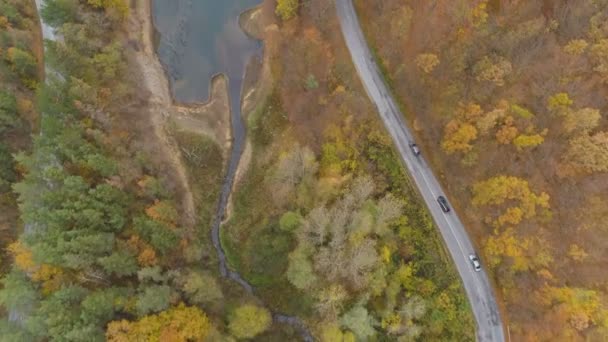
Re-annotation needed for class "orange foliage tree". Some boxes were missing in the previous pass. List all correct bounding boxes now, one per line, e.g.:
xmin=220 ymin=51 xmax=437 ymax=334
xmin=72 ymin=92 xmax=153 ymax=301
xmin=145 ymin=200 xmax=179 ymax=226
xmin=8 ymin=241 xmax=65 ymax=294
xmin=127 ymin=235 xmax=158 ymax=267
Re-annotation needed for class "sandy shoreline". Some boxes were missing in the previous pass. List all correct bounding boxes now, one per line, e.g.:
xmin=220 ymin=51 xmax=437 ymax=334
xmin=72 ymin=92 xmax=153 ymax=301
xmin=132 ymin=0 xmax=234 ymax=152
xmin=131 ymin=0 xmax=274 ymax=225
xmin=129 ymin=0 xmax=199 ymax=227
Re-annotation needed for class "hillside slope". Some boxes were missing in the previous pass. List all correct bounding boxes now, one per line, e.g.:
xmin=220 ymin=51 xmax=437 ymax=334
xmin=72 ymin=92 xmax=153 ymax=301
xmin=356 ymin=0 xmax=608 ymax=340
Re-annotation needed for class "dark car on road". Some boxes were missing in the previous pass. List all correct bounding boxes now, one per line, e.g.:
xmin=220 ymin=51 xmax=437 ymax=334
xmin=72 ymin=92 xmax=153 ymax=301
xmin=437 ymin=196 xmax=450 ymax=213
xmin=409 ymin=143 xmax=420 ymax=156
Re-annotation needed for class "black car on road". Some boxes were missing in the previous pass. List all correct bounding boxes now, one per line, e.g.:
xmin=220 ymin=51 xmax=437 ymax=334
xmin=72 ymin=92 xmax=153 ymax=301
xmin=437 ymin=196 xmax=450 ymax=213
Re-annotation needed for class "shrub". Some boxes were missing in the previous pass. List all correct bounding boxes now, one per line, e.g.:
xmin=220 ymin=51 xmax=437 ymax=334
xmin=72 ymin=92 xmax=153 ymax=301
xmin=0 ymin=144 xmax=16 ymax=192
xmin=6 ymin=47 xmax=37 ymax=87
xmin=415 ymin=53 xmax=440 ymax=73
xmin=510 ymin=104 xmax=534 ymax=119
xmin=279 ymin=211 xmax=302 ymax=232
xmin=513 ymin=134 xmax=544 ymax=150
xmin=564 ymin=39 xmax=589 ymax=55
xmin=0 ymin=91 xmax=19 ymax=133
xmin=229 ymin=304 xmax=272 ymax=339
xmin=304 ymin=74 xmax=319 ymax=90
xmin=41 ymin=0 xmax=79 ymax=28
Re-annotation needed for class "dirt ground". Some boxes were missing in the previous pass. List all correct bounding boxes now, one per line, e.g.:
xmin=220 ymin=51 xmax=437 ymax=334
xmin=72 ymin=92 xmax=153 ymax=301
xmin=172 ymin=75 xmax=232 ymax=149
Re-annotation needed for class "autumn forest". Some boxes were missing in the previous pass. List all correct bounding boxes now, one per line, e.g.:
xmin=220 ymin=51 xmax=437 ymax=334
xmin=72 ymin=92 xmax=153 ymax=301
xmin=1 ymin=0 xmax=607 ymax=341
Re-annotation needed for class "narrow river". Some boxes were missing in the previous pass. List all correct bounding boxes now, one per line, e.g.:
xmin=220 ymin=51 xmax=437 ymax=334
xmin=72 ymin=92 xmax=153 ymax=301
xmin=151 ymin=1 xmax=312 ymax=340
xmin=153 ymin=0 xmax=259 ymax=289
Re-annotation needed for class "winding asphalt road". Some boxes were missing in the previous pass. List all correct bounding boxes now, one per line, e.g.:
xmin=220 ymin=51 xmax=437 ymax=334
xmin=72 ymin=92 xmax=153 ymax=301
xmin=335 ymin=1 xmax=505 ymax=341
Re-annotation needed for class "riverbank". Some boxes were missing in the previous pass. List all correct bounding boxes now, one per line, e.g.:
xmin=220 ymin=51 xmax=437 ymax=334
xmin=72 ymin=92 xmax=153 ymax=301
xmin=224 ymin=4 xmax=277 ymax=223
xmin=128 ymin=0 xmax=233 ymax=228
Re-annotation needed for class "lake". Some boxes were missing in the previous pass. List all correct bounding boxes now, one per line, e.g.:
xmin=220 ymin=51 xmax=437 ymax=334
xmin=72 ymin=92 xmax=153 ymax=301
xmin=151 ymin=0 xmax=261 ymax=296
xmin=152 ymin=0 xmax=262 ymax=103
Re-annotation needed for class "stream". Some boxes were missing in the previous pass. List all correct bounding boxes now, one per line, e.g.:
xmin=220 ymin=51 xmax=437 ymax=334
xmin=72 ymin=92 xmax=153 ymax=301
xmin=152 ymin=1 xmax=313 ymax=340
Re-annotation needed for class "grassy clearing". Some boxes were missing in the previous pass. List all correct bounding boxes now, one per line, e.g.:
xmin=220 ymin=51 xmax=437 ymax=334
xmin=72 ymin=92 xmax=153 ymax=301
xmin=170 ymin=128 xmax=224 ymax=270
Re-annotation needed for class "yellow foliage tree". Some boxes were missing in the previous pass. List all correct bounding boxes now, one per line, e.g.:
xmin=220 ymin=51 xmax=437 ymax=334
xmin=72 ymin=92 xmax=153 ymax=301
xmin=380 ymin=245 xmax=392 ymax=264
xmin=484 ymin=227 xmax=526 ymax=270
xmin=562 ymin=108 xmax=601 ymax=134
xmin=276 ymin=0 xmax=299 ymax=21
xmin=106 ymin=303 xmax=211 ymax=342
xmin=8 ymin=241 xmax=35 ymax=272
xmin=567 ymin=244 xmax=588 ymax=262
xmin=321 ymin=323 xmax=356 ymax=342
xmin=471 ymin=1 xmax=489 ymax=27
xmin=484 ymin=227 xmax=552 ymax=272
xmin=473 ymin=56 xmax=512 ymax=86
xmin=8 ymin=241 xmax=65 ymax=294
xmin=441 ymin=120 xmax=478 ymax=154
xmin=0 ymin=16 xmax=9 ymax=29
xmin=87 ymin=0 xmax=129 ymax=18
xmin=460 ymin=102 xmax=484 ymax=122
xmin=435 ymin=291 xmax=457 ymax=322
xmin=539 ymin=286 xmax=608 ymax=332
xmin=513 ymin=133 xmax=544 ymax=150
xmin=229 ymin=304 xmax=272 ymax=339
xmin=564 ymin=39 xmax=589 ymax=55
xmin=547 ymin=92 xmax=573 ymax=113
xmin=476 ymin=107 xmax=506 ymax=136
xmin=415 ymin=53 xmax=440 ymax=73
xmin=31 ymin=264 xmax=64 ymax=295
xmin=472 ymin=175 xmax=550 ymax=222
xmin=565 ymin=131 xmax=608 ymax=173
xmin=496 ymin=207 xmax=524 ymax=227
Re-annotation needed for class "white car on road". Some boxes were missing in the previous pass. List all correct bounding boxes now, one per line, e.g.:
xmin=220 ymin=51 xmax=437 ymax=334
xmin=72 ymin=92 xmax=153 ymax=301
xmin=469 ymin=254 xmax=482 ymax=272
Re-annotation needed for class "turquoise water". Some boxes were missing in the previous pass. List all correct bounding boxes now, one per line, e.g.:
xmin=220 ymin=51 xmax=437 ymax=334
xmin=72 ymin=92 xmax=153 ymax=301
xmin=152 ymin=0 xmax=261 ymax=103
